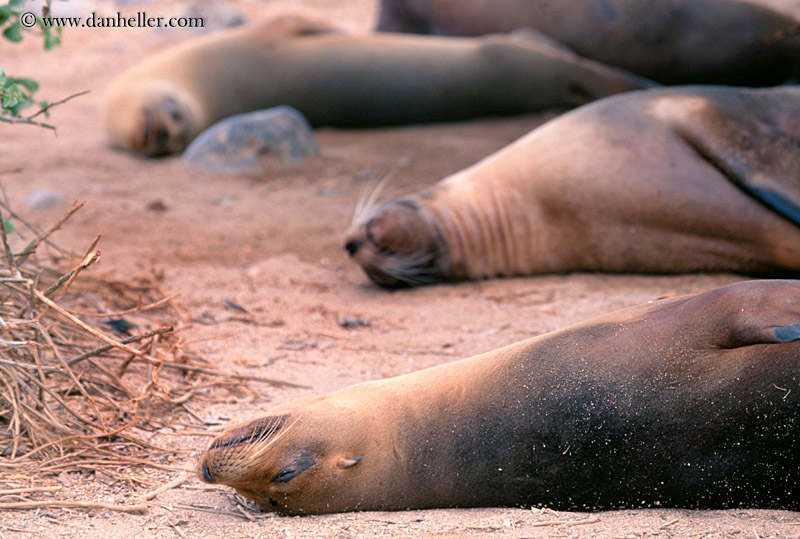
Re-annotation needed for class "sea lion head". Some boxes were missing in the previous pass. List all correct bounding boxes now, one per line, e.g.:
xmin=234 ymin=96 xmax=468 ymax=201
xmin=197 ymin=397 xmax=382 ymax=515
xmin=104 ymin=82 xmax=199 ymax=156
xmin=344 ymin=198 xmax=450 ymax=288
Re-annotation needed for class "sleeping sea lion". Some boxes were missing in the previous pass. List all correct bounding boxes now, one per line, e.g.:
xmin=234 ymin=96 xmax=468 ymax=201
xmin=344 ymin=85 xmax=800 ymax=288
xmin=377 ymin=0 xmax=800 ymax=85
xmin=103 ymin=16 xmax=653 ymax=156
xmin=198 ymin=279 xmax=800 ymax=514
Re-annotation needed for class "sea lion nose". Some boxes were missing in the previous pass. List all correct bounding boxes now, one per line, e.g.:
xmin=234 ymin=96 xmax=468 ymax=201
xmin=344 ymin=240 xmax=361 ymax=257
xmin=202 ymin=462 xmax=214 ymax=483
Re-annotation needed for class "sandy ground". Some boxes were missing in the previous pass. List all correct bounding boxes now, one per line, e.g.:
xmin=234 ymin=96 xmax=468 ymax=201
xmin=2 ymin=0 xmax=800 ymax=537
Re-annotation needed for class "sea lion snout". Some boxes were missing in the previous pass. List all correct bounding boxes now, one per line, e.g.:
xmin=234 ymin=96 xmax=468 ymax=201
xmin=344 ymin=199 xmax=449 ymax=287
xmin=197 ymin=406 xmax=378 ymax=514
xmin=137 ymin=95 xmax=195 ymax=156
xmin=198 ymin=413 xmax=293 ymax=486
xmin=346 ymin=200 xmax=422 ymax=255
xmin=105 ymin=81 xmax=199 ymax=156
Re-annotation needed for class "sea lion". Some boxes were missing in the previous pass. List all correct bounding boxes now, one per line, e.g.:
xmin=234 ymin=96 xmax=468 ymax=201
xmin=103 ymin=16 xmax=653 ymax=156
xmin=198 ymin=279 xmax=800 ymax=515
xmin=376 ymin=0 xmax=800 ymax=85
xmin=344 ymin=85 xmax=800 ymax=288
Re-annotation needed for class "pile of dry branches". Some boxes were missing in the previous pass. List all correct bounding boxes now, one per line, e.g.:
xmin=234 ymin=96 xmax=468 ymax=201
xmin=0 ymin=197 xmax=207 ymax=478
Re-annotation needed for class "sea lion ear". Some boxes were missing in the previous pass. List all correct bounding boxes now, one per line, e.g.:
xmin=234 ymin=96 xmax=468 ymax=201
xmin=337 ymin=457 xmax=362 ymax=469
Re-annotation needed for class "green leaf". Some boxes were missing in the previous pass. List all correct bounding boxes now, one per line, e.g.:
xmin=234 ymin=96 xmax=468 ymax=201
xmin=8 ymin=0 xmax=25 ymax=10
xmin=3 ymin=219 xmax=14 ymax=234
xmin=3 ymin=96 xmax=19 ymax=109
xmin=43 ymin=29 xmax=61 ymax=50
xmin=2 ymin=22 xmax=22 ymax=43
xmin=11 ymin=77 xmax=38 ymax=92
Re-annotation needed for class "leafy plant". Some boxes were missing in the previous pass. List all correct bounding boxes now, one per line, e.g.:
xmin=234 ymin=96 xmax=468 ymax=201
xmin=1 ymin=0 xmax=63 ymax=127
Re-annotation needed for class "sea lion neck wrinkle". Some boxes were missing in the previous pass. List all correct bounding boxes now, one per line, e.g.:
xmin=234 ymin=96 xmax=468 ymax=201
xmin=422 ymin=141 xmax=561 ymax=279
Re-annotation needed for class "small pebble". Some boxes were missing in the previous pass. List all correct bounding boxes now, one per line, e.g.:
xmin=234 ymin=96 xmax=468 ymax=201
xmin=339 ymin=317 xmax=371 ymax=329
xmin=26 ymin=189 xmax=67 ymax=210
xmin=147 ymin=199 xmax=168 ymax=212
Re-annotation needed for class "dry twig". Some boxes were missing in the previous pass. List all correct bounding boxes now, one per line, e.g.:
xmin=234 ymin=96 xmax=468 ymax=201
xmin=0 ymin=198 xmax=231 ymax=482
xmin=134 ymin=472 xmax=189 ymax=503
xmin=529 ymin=516 xmax=600 ymax=528
xmin=0 ymin=500 xmax=148 ymax=513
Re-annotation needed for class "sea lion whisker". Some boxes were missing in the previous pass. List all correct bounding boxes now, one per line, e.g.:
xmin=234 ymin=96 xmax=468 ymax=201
xmin=251 ymin=417 xmax=287 ymax=445
xmin=377 ymin=251 xmax=441 ymax=285
xmin=206 ymin=414 xmax=299 ymax=477
xmin=352 ymin=169 xmax=397 ymax=227
xmin=209 ymin=414 xmax=289 ymax=451
xmin=236 ymin=413 xmax=304 ymax=468
xmin=387 ymin=249 xmax=435 ymax=267
xmin=353 ymin=189 xmax=371 ymax=228
xmin=382 ymin=266 xmax=436 ymax=286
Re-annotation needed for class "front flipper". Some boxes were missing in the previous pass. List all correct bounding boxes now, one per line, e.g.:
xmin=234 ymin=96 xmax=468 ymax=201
xmin=505 ymin=27 xmax=658 ymax=101
xmin=774 ymin=322 xmax=800 ymax=343
xmin=669 ymin=89 xmax=800 ymax=227
xmin=693 ymin=280 xmax=800 ymax=348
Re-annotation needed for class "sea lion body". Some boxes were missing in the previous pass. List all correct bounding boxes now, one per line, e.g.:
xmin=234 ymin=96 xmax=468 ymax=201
xmin=345 ymin=86 xmax=800 ymax=287
xmin=104 ymin=17 xmax=651 ymax=155
xmin=198 ymin=280 xmax=800 ymax=514
xmin=377 ymin=0 xmax=800 ymax=85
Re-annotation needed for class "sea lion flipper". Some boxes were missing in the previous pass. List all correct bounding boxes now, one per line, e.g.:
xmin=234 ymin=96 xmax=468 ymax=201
xmin=729 ymin=320 xmax=800 ymax=347
xmin=499 ymin=28 xmax=658 ymax=95
xmin=707 ymin=280 xmax=800 ymax=348
xmin=506 ymin=28 xmax=578 ymax=55
xmin=700 ymin=130 xmax=800 ymax=227
xmin=774 ymin=323 xmax=800 ymax=343
xmin=669 ymin=92 xmax=800 ymax=227
xmin=747 ymin=185 xmax=800 ymax=229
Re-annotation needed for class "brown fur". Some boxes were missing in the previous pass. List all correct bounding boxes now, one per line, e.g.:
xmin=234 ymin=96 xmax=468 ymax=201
xmin=377 ymin=0 xmax=800 ymax=85
xmin=198 ymin=280 xmax=800 ymax=514
xmin=103 ymin=16 xmax=653 ymax=156
xmin=345 ymin=86 xmax=800 ymax=288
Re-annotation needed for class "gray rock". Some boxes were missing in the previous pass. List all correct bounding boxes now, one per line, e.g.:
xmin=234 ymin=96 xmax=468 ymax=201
xmin=182 ymin=2 xmax=246 ymax=34
xmin=182 ymin=106 xmax=320 ymax=175
xmin=26 ymin=189 xmax=67 ymax=210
